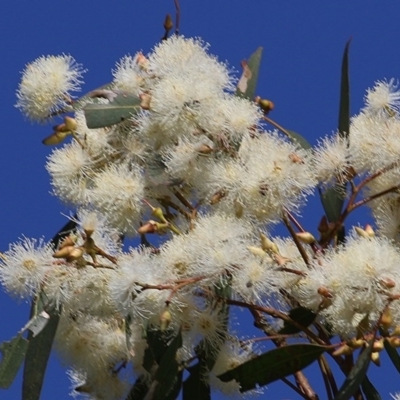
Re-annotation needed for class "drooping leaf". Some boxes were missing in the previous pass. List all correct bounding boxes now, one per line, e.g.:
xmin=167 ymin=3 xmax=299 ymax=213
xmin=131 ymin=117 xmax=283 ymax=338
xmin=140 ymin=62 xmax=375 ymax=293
xmin=383 ymin=338 xmax=400 ymax=374
xmin=0 ymin=335 xmax=29 ymax=389
xmin=183 ymin=363 xmax=211 ymax=400
xmin=361 ymin=375 xmax=382 ymax=400
xmin=72 ymin=83 xmax=113 ymax=110
xmin=153 ymin=331 xmax=183 ymax=400
xmin=235 ymin=47 xmax=263 ymax=100
xmin=278 ymin=307 xmax=317 ymax=335
xmin=22 ymin=218 xmax=76 ymax=400
xmin=83 ymin=92 xmax=141 ymax=129
xmin=163 ymin=371 xmax=183 ymax=400
xmin=333 ymin=340 xmax=373 ymax=400
xmin=218 ymin=344 xmax=326 ymax=392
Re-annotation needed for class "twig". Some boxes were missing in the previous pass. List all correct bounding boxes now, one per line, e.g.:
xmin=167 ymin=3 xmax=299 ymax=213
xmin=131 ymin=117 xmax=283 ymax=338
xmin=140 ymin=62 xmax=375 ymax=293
xmin=174 ymin=0 xmax=181 ymax=35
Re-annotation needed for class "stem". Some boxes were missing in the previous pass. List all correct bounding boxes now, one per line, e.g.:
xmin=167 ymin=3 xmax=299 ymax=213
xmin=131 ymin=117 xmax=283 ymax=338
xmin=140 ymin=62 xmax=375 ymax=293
xmin=282 ymin=211 xmax=310 ymax=266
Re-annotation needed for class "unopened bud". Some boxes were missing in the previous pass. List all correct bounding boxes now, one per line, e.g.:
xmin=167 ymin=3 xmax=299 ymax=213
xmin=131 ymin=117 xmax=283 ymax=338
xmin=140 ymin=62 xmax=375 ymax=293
xmin=138 ymin=221 xmax=157 ymax=235
xmin=354 ymin=227 xmax=370 ymax=239
xmin=318 ymin=286 xmax=333 ymax=299
xmin=333 ymin=344 xmax=354 ymax=356
xmin=139 ymin=93 xmax=151 ymax=110
xmin=66 ymin=247 xmax=84 ymax=262
xmin=296 ymin=232 xmax=316 ymax=244
xmin=260 ymin=233 xmax=278 ymax=253
xmin=393 ymin=325 xmax=400 ymax=336
xmin=371 ymin=351 xmax=380 ymax=366
xmin=160 ymin=308 xmax=172 ymax=332
xmin=197 ymin=144 xmax=213 ymax=154
xmin=364 ymin=224 xmax=375 ymax=237
xmin=210 ymin=190 xmax=226 ymax=205
xmin=42 ymin=130 xmax=71 ymax=146
xmin=372 ymin=338 xmax=384 ymax=352
xmin=379 ymin=278 xmax=396 ymax=289
xmin=53 ymin=245 xmax=75 ymax=259
xmin=64 ymin=116 xmax=77 ymax=132
xmin=152 ymin=207 xmax=167 ymax=223
xmin=289 ymin=153 xmax=304 ymax=164
xmin=247 ymin=246 xmax=266 ymax=258
xmin=59 ymin=235 xmax=78 ymax=249
xmin=386 ymin=336 xmax=400 ymax=348
xmin=255 ymin=97 xmax=275 ymax=115
xmin=164 ymin=14 xmax=173 ymax=31
xmin=348 ymin=338 xmax=365 ymax=349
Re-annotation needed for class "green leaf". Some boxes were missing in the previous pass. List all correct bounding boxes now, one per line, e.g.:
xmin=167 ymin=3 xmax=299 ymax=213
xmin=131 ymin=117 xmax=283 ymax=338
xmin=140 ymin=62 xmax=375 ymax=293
xmin=319 ymin=40 xmax=351 ymax=227
xmin=0 ymin=335 xmax=29 ymax=389
xmin=338 ymin=39 xmax=351 ymax=139
xmin=333 ymin=340 xmax=373 ymax=400
xmin=218 ymin=344 xmax=326 ymax=392
xmin=153 ymin=331 xmax=183 ymax=400
xmin=383 ymin=338 xmax=400 ymax=374
xmin=235 ymin=47 xmax=263 ymax=100
xmin=125 ymin=376 xmax=150 ymax=400
xmin=83 ymin=92 xmax=141 ymax=129
xmin=286 ymin=129 xmax=312 ymax=151
xmin=278 ymin=307 xmax=317 ymax=335
xmin=72 ymin=83 xmax=112 ymax=111
xmin=182 ymin=363 xmax=211 ymax=400
xmin=361 ymin=376 xmax=382 ymax=400
xmin=22 ymin=218 xmax=76 ymax=400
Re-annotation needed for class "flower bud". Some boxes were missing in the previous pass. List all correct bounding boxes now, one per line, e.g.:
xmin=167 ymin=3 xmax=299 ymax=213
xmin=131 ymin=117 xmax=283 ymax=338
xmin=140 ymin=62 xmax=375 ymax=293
xmin=53 ymin=245 xmax=75 ymax=259
xmin=66 ymin=247 xmax=84 ymax=262
xmin=247 ymin=246 xmax=266 ymax=258
xmin=332 ymin=344 xmax=353 ymax=356
xmin=160 ymin=308 xmax=172 ymax=332
xmin=372 ymin=338 xmax=384 ymax=352
xmin=163 ymin=14 xmax=173 ymax=31
xmin=348 ymin=338 xmax=365 ymax=349
xmin=386 ymin=336 xmax=400 ymax=348
xmin=371 ymin=351 xmax=380 ymax=366
xmin=64 ymin=116 xmax=77 ymax=132
xmin=42 ymin=130 xmax=71 ymax=146
xmin=296 ymin=232 xmax=316 ymax=244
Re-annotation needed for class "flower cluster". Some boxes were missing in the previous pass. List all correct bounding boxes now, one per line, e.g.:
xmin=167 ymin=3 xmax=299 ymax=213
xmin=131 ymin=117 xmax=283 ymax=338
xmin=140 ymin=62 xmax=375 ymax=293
xmin=9 ymin=35 xmax=400 ymax=399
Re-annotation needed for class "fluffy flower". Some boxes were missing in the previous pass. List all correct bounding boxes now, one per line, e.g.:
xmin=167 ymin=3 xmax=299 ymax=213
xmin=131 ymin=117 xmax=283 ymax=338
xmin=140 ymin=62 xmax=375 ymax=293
xmin=112 ymin=53 xmax=144 ymax=94
xmin=364 ymin=78 xmax=400 ymax=116
xmin=46 ymin=140 xmax=93 ymax=204
xmin=16 ymin=55 xmax=85 ymax=121
xmin=89 ymin=161 xmax=144 ymax=234
xmin=0 ymin=237 xmax=54 ymax=298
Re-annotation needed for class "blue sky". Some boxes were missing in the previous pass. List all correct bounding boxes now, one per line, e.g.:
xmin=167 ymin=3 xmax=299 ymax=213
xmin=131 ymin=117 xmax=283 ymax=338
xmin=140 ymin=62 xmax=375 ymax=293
xmin=1 ymin=1 xmax=400 ymax=399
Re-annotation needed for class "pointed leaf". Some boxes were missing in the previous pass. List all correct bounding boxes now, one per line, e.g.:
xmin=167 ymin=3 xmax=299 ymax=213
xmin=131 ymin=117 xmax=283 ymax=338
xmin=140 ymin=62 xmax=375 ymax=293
xmin=153 ymin=331 xmax=183 ymax=400
xmin=218 ymin=344 xmax=326 ymax=392
xmin=0 ymin=335 xmax=29 ymax=389
xmin=278 ymin=307 xmax=317 ymax=335
xmin=318 ymin=186 xmax=346 ymax=224
xmin=125 ymin=376 xmax=149 ymax=400
xmin=183 ymin=363 xmax=211 ymax=400
xmin=361 ymin=376 xmax=381 ymax=400
xmin=286 ymin=129 xmax=312 ymax=151
xmin=22 ymin=218 xmax=76 ymax=400
xmin=333 ymin=341 xmax=373 ymax=400
xmin=236 ymin=47 xmax=263 ymax=100
xmin=72 ymin=83 xmax=113 ymax=110
xmin=338 ymin=39 xmax=351 ymax=139
xmin=83 ymin=92 xmax=141 ymax=128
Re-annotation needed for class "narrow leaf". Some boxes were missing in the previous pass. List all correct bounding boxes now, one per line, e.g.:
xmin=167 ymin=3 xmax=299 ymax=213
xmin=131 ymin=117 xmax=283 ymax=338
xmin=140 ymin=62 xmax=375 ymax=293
xmin=22 ymin=218 xmax=76 ymax=400
xmin=0 ymin=335 xmax=29 ymax=389
xmin=286 ymin=129 xmax=312 ymax=151
xmin=383 ymin=338 xmax=400 ymax=374
xmin=153 ymin=331 xmax=183 ymax=400
xmin=338 ymin=38 xmax=351 ymax=139
xmin=361 ymin=376 xmax=382 ymax=400
xmin=183 ymin=363 xmax=211 ymax=400
xmin=278 ymin=307 xmax=317 ymax=335
xmin=235 ymin=47 xmax=263 ymax=100
xmin=218 ymin=344 xmax=326 ymax=392
xmin=125 ymin=376 xmax=149 ymax=400
xmin=319 ymin=39 xmax=351 ymax=227
xmin=83 ymin=92 xmax=141 ymax=129
xmin=334 ymin=341 xmax=373 ymax=400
